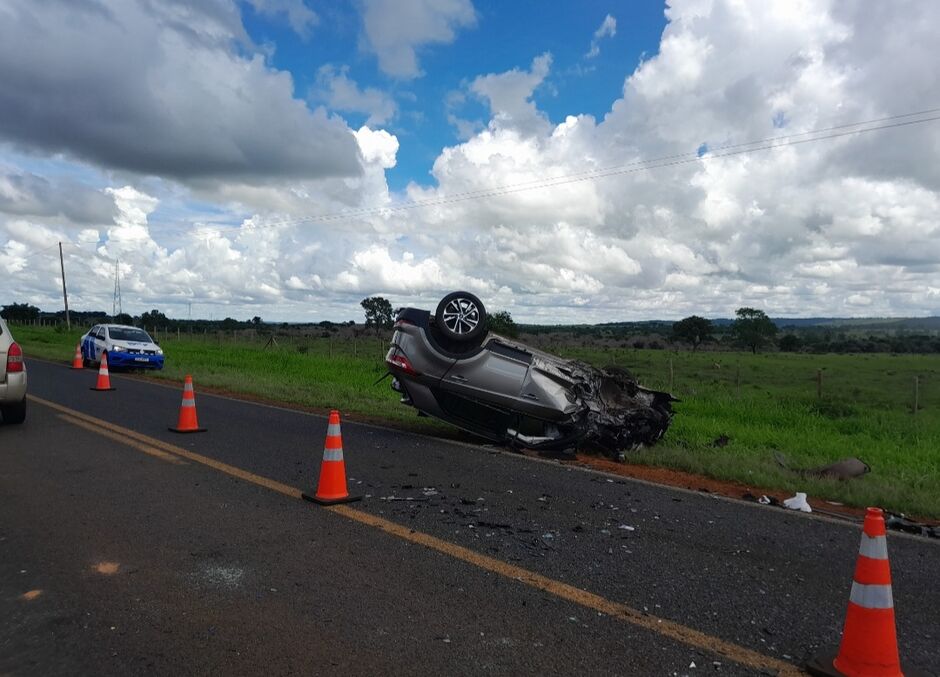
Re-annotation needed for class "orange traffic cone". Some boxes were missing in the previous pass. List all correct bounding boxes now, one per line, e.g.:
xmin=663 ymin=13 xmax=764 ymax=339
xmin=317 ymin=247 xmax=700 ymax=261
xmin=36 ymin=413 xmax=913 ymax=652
xmin=168 ymin=375 xmax=206 ymax=433
xmin=71 ymin=342 xmax=84 ymax=369
xmin=807 ymin=507 xmax=928 ymax=677
xmin=302 ymin=410 xmax=361 ymax=505
xmin=90 ymin=352 xmax=115 ymax=391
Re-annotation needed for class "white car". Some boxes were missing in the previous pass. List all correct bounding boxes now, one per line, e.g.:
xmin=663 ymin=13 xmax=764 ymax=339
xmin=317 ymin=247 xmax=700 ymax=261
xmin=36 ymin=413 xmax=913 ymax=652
xmin=80 ymin=324 xmax=165 ymax=370
xmin=0 ymin=316 xmax=27 ymax=424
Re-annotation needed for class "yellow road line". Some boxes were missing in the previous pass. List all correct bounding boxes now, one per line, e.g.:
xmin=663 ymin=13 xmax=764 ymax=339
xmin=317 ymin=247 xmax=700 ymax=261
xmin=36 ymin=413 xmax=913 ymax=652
xmin=332 ymin=504 xmax=802 ymax=675
xmin=32 ymin=395 xmax=301 ymax=500
xmin=31 ymin=394 xmax=802 ymax=676
xmin=57 ymin=414 xmax=188 ymax=465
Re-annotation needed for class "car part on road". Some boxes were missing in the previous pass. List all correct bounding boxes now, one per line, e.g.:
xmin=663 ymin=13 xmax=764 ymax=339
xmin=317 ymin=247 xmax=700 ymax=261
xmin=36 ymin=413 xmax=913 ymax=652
xmin=385 ymin=292 xmax=675 ymax=457
xmin=885 ymin=513 xmax=940 ymax=539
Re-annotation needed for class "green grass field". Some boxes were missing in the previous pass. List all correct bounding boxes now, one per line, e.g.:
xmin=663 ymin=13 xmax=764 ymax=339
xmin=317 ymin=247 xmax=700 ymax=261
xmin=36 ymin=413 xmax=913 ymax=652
xmin=14 ymin=324 xmax=940 ymax=518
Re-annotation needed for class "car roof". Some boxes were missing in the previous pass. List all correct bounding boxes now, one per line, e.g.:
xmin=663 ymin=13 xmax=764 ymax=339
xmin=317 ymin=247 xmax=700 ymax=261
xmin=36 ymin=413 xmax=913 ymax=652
xmin=100 ymin=324 xmax=146 ymax=330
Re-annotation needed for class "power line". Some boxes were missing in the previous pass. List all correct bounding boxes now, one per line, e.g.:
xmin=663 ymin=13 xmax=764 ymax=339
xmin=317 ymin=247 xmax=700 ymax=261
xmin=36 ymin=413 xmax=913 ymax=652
xmin=4 ymin=106 xmax=940 ymax=260
xmin=4 ymin=241 xmax=62 ymax=263
xmin=244 ymin=109 xmax=940 ymax=230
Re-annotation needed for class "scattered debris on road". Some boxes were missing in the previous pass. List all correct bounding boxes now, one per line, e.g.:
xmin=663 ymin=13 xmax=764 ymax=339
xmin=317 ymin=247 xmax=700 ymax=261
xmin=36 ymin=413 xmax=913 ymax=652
xmin=885 ymin=513 xmax=940 ymax=539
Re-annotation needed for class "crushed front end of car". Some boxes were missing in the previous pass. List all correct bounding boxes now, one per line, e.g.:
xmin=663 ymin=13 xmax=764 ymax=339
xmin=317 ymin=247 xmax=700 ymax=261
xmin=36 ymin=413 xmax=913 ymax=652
xmin=385 ymin=292 xmax=676 ymax=458
xmin=526 ymin=357 xmax=676 ymax=455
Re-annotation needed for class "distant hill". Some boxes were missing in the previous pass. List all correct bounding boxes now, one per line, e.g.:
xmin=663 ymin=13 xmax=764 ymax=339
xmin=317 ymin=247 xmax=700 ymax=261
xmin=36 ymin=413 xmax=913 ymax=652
xmin=771 ymin=317 xmax=940 ymax=331
xmin=521 ymin=316 xmax=940 ymax=333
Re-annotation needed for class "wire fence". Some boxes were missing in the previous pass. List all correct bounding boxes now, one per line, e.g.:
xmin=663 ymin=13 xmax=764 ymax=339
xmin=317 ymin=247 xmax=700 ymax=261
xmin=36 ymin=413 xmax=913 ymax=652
xmin=11 ymin=318 xmax=936 ymax=418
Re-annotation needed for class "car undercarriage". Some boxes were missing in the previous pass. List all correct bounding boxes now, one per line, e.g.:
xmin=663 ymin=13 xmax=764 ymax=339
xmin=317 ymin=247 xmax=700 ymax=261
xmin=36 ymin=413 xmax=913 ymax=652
xmin=385 ymin=292 xmax=675 ymax=457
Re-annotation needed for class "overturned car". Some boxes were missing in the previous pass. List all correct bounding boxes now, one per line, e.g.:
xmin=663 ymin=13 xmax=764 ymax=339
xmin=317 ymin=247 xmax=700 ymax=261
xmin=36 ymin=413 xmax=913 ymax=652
xmin=385 ymin=291 xmax=675 ymax=457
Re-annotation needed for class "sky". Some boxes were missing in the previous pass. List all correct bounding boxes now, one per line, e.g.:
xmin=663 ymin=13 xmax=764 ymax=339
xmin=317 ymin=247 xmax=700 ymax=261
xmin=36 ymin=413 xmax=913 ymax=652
xmin=2 ymin=0 xmax=940 ymax=324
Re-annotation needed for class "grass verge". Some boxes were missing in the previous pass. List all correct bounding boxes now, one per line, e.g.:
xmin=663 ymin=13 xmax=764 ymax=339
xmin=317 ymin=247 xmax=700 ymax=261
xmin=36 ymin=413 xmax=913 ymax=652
xmin=15 ymin=324 xmax=940 ymax=518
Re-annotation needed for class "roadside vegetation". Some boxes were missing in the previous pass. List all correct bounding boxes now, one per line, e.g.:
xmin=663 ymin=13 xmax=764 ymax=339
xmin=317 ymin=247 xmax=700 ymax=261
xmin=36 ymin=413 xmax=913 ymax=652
xmin=13 ymin=322 xmax=940 ymax=518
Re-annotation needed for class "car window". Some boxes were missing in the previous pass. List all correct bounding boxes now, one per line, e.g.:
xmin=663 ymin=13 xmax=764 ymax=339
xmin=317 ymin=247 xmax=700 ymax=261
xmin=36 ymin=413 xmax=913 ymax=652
xmin=109 ymin=327 xmax=153 ymax=342
xmin=94 ymin=327 xmax=104 ymax=339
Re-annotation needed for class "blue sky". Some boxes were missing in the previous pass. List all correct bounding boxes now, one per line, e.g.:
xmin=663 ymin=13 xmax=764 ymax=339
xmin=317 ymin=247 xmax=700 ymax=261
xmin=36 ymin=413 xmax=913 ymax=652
xmin=241 ymin=1 xmax=667 ymax=191
xmin=2 ymin=1 xmax=940 ymax=322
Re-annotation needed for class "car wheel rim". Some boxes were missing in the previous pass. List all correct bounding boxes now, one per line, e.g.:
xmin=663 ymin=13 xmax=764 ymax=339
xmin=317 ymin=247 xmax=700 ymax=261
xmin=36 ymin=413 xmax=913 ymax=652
xmin=442 ymin=297 xmax=480 ymax=335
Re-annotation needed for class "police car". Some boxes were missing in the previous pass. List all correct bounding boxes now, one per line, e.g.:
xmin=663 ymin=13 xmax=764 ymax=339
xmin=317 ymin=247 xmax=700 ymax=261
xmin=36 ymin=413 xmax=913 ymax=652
xmin=80 ymin=324 xmax=165 ymax=370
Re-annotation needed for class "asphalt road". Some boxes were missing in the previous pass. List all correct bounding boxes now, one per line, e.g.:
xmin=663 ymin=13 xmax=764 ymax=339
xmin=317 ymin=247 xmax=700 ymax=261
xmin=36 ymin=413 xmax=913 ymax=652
xmin=1 ymin=359 xmax=937 ymax=676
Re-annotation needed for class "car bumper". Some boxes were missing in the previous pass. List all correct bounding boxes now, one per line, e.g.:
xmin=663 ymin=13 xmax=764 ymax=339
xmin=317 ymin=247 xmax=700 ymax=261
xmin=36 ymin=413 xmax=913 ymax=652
xmin=108 ymin=351 xmax=164 ymax=369
xmin=0 ymin=371 xmax=27 ymax=405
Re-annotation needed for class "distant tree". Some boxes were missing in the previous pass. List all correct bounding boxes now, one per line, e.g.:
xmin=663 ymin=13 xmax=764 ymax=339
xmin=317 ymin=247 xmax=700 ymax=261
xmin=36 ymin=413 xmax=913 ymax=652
xmin=361 ymin=296 xmax=393 ymax=333
xmin=731 ymin=307 xmax=778 ymax=353
xmin=1 ymin=302 xmax=40 ymax=321
xmin=140 ymin=309 xmax=169 ymax=329
xmin=220 ymin=317 xmax=240 ymax=330
xmin=778 ymin=334 xmax=802 ymax=352
xmin=113 ymin=312 xmax=134 ymax=325
xmin=671 ymin=315 xmax=713 ymax=352
xmin=251 ymin=316 xmax=262 ymax=327
xmin=487 ymin=310 xmax=518 ymax=338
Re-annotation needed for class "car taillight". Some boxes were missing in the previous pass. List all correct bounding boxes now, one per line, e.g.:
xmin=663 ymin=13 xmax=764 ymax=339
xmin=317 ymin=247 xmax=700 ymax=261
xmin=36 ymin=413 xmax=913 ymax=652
xmin=393 ymin=318 xmax=414 ymax=328
xmin=6 ymin=342 xmax=23 ymax=372
xmin=387 ymin=352 xmax=418 ymax=376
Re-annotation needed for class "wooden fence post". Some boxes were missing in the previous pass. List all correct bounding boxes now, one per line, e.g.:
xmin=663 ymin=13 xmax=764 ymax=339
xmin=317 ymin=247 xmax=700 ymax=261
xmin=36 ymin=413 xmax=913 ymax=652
xmin=913 ymin=376 xmax=920 ymax=415
xmin=816 ymin=369 xmax=823 ymax=399
xmin=669 ymin=359 xmax=674 ymax=391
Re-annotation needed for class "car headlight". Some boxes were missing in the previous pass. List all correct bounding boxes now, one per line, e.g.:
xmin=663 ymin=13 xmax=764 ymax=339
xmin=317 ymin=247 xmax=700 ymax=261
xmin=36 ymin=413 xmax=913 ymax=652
xmin=112 ymin=345 xmax=127 ymax=352
xmin=156 ymin=348 xmax=163 ymax=355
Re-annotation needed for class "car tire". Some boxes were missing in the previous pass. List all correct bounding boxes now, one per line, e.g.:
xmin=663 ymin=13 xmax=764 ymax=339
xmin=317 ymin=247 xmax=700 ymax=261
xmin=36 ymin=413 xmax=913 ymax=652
xmin=435 ymin=291 xmax=487 ymax=343
xmin=1 ymin=398 xmax=26 ymax=424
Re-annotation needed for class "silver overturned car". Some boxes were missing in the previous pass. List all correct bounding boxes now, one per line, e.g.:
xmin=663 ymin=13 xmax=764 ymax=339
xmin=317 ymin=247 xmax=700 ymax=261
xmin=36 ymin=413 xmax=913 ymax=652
xmin=385 ymin=291 xmax=675 ymax=456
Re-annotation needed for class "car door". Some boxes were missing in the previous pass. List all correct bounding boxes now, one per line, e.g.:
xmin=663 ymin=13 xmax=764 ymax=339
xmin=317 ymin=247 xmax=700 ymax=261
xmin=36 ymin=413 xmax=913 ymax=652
xmin=93 ymin=326 xmax=107 ymax=361
xmin=439 ymin=340 xmax=533 ymax=411
xmin=95 ymin=327 xmax=108 ymax=360
xmin=82 ymin=326 xmax=97 ymax=361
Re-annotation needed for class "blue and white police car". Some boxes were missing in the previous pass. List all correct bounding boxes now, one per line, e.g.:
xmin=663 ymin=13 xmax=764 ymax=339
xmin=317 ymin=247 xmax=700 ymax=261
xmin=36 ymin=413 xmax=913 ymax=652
xmin=80 ymin=324 xmax=165 ymax=370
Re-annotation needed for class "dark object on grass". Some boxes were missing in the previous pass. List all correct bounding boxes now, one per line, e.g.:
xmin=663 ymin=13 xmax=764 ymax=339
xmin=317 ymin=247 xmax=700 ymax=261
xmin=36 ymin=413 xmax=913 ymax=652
xmin=712 ymin=434 xmax=729 ymax=447
xmin=773 ymin=452 xmax=870 ymax=480
xmin=385 ymin=292 xmax=675 ymax=458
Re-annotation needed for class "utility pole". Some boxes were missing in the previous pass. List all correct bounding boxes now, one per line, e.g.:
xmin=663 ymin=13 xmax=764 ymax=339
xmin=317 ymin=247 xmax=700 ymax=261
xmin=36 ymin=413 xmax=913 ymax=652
xmin=112 ymin=259 xmax=122 ymax=318
xmin=58 ymin=242 xmax=70 ymax=330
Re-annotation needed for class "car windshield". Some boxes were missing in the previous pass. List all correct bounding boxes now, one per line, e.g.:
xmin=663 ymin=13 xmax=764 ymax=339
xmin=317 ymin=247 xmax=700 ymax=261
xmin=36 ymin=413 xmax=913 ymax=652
xmin=109 ymin=327 xmax=153 ymax=342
